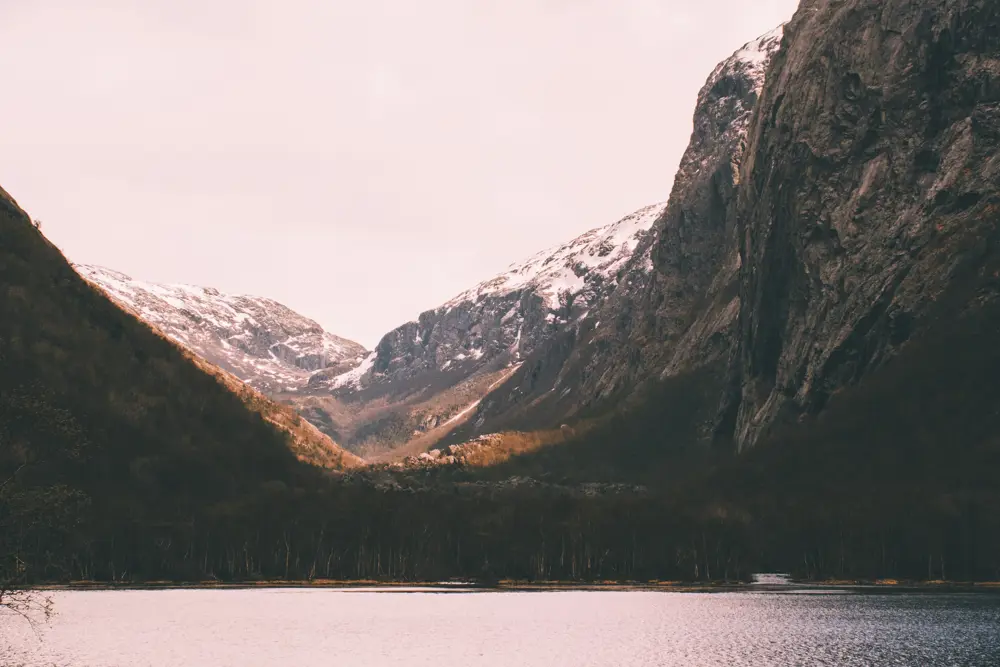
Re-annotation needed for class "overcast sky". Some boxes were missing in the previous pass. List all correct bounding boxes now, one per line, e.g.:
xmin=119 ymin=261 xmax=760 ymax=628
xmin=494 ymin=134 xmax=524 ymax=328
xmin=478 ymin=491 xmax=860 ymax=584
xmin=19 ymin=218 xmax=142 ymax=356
xmin=0 ymin=0 xmax=799 ymax=347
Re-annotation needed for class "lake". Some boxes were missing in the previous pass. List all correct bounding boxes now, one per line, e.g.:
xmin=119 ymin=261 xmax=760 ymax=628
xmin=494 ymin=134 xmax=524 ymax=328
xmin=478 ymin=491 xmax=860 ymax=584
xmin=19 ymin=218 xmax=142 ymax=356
xmin=2 ymin=588 xmax=999 ymax=666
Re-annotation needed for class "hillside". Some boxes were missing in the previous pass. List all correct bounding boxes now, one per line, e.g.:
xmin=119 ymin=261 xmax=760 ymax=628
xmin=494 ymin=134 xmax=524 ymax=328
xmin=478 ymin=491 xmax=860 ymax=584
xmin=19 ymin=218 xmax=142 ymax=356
xmin=445 ymin=0 xmax=1000 ymax=578
xmin=727 ymin=0 xmax=1000 ymax=449
xmin=0 ymin=183 xmax=360 ymax=582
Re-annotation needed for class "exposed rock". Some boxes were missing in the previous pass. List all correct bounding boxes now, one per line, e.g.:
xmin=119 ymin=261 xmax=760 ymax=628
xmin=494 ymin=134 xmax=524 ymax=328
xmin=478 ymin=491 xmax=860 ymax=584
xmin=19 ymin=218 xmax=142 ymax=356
xmin=76 ymin=265 xmax=367 ymax=394
xmin=457 ymin=26 xmax=786 ymax=437
xmin=301 ymin=28 xmax=787 ymax=458
xmin=298 ymin=204 xmax=667 ymax=455
xmin=729 ymin=0 xmax=1000 ymax=449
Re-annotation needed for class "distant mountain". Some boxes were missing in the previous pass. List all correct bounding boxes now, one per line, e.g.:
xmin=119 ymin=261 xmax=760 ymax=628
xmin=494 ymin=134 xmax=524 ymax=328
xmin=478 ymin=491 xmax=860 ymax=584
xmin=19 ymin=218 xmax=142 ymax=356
xmin=75 ymin=265 xmax=368 ymax=394
xmin=276 ymin=203 xmax=671 ymax=457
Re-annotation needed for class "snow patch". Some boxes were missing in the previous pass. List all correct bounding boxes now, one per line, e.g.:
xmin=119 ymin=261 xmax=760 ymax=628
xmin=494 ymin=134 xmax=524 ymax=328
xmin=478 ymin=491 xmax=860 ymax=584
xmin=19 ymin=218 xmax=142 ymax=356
xmin=330 ymin=351 xmax=377 ymax=390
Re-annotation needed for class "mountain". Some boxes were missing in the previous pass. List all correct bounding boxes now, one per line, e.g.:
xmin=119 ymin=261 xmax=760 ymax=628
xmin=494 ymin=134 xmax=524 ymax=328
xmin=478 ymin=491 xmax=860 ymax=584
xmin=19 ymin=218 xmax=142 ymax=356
xmin=75 ymin=265 xmax=368 ymax=394
xmin=465 ymin=26 xmax=787 ymax=438
xmin=475 ymin=0 xmax=1000 ymax=508
xmin=1 ymin=180 xmax=369 ymax=581
xmin=480 ymin=0 xmax=1000 ymax=467
xmin=390 ymin=0 xmax=1000 ymax=582
xmin=289 ymin=202 xmax=667 ymax=457
xmin=289 ymin=26 xmax=786 ymax=458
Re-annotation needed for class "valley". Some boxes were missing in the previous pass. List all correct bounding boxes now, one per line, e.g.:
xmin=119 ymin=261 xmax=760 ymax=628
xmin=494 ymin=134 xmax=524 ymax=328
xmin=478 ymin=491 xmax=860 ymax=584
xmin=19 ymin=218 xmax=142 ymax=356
xmin=3 ymin=0 xmax=1000 ymax=594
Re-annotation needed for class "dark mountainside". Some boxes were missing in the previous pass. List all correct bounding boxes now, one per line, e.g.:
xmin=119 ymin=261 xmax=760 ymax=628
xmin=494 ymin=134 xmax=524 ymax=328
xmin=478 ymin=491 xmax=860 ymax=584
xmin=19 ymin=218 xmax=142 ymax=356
xmin=0 ymin=186 xmax=360 ymax=586
xmin=491 ymin=0 xmax=1000 ymax=458
xmin=727 ymin=0 xmax=1000 ymax=449
xmin=458 ymin=27 xmax=786 ymax=442
xmin=469 ymin=0 xmax=1000 ymax=577
xmin=4 ymin=0 xmax=1000 ymax=589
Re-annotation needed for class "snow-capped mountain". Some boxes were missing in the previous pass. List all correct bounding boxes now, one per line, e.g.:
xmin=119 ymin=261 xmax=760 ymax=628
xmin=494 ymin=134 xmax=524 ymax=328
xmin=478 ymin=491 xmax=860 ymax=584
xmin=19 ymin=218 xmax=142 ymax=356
xmin=316 ymin=201 xmax=665 ymax=392
xmin=291 ymin=202 xmax=665 ymax=456
xmin=293 ymin=26 xmax=785 ymax=457
xmin=75 ymin=265 xmax=367 ymax=393
xmin=464 ymin=25 xmax=787 ymax=439
xmin=444 ymin=202 xmax=666 ymax=313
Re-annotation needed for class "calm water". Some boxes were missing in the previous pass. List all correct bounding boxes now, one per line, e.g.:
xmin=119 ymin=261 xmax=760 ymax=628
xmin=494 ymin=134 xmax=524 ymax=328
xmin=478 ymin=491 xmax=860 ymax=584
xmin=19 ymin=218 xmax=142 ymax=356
xmin=2 ymin=588 xmax=999 ymax=666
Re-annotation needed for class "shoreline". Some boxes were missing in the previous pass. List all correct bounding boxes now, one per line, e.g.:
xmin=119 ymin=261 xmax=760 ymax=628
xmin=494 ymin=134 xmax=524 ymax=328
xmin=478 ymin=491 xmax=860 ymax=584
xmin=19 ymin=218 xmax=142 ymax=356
xmin=28 ymin=580 xmax=1000 ymax=594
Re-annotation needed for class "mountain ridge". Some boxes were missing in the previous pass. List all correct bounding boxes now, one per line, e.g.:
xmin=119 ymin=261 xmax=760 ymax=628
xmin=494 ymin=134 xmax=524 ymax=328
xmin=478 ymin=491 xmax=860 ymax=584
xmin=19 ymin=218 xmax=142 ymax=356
xmin=75 ymin=264 xmax=368 ymax=395
xmin=291 ymin=201 xmax=668 ymax=455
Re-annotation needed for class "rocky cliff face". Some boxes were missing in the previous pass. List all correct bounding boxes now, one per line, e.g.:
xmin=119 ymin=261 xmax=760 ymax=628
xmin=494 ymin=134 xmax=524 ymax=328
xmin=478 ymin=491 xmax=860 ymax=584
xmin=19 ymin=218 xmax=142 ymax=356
xmin=454 ymin=26 xmax=786 ymax=439
xmin=76 ymin=265 xmax=367 ymax=394
xmin=591 ymin=25 xmax=786 ymax=395
xmin=728 ymin=0 xmax=1000 ymax=449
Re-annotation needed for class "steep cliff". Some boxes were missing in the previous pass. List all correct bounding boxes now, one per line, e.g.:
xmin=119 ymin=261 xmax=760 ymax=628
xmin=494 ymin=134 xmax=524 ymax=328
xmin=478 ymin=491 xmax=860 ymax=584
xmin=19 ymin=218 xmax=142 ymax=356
xmin=459 ymin=26 xmax=786 ymax=439
xmin=289 ymin=27 xmax=787 ymax=457
xmin=729 ymin=0 xmax=1000 ymax=449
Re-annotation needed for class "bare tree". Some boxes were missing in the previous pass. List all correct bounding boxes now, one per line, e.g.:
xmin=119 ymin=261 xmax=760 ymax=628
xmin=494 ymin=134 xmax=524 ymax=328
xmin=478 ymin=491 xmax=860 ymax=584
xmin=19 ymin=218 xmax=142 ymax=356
xmin=0 ymin=586 xmax=53 ymax=635
xmin=0 ymin=464 xmax=54 ymax=635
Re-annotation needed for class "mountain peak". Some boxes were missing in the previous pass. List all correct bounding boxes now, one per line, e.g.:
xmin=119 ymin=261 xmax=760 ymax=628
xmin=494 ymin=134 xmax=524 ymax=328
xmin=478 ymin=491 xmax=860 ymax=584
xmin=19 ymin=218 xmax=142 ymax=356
xmin=443 ymin=202 xmax=667 ymax=312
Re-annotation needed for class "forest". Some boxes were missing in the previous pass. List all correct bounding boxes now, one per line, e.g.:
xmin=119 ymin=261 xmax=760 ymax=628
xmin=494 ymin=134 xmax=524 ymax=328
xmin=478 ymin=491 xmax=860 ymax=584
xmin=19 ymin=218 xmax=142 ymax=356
xmin=5 ymin=282 xmax=1000 ymax=587
xmin=3 ymin=175 xmax=1000 ymax=591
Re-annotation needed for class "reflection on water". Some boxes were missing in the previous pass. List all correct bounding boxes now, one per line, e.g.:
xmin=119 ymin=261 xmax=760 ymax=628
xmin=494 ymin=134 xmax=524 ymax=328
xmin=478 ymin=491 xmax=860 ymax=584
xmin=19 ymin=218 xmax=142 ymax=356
xmin=2 ymin=589 xmax=999 ymax=666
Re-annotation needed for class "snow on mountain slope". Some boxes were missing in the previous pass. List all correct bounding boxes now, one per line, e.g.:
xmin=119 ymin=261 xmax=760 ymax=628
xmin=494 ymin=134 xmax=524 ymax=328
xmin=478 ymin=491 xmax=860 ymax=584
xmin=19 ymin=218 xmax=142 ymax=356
xmin=318 ymin=201 xmax=666 ymax=391
xmin=295 ymin=26 xmax=787 ymax=458
xmin=465 ymin=24 xmax=788 ymax=437
xmin=445 ymin=202 xmax=667 ymax=311
xmin=295 ymin=202 xmax=666 ymax=456
xmin=75 ymin=265 xmax=367 ymax=393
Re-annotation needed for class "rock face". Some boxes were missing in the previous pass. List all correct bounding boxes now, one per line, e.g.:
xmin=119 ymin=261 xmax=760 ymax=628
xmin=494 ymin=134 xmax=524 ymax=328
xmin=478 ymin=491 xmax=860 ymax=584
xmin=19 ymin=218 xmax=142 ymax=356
xmin=452 ymin=26 xmax=786 ymax=438
xmin=590 ymin=25 xmax=786 ymax=396
xmin=728 ymin=0 xmax=1000 ymax=449
xmin=76 ymin=265 xmax=367 ymax=394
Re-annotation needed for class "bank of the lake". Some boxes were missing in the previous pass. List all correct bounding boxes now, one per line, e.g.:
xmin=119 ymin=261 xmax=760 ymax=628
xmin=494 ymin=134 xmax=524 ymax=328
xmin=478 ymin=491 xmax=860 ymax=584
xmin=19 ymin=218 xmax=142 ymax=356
xmin=26 ymin=577 xmax=1000 ymax=594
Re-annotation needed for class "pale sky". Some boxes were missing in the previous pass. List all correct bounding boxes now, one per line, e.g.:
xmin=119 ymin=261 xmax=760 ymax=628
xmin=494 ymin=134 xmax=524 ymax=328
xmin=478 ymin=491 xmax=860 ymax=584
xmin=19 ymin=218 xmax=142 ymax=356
xmin=0 ymin=0 xmax=799 ymax=347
